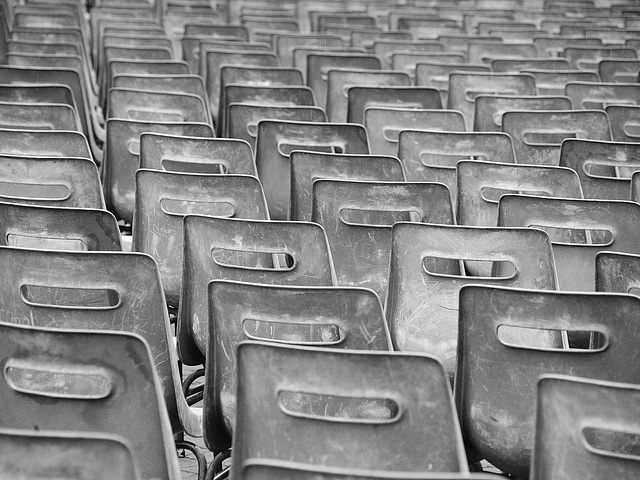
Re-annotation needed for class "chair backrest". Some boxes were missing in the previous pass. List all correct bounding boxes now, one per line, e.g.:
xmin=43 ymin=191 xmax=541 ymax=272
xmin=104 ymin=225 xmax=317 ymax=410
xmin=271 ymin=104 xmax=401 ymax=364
xmin=275 ymin=33 xmax=343 ymax=67
xmin=0 ymin=427 xmax=139 ymax=480
xmin=457 ymin=161 xmax=583 ymax=227
xmin=133 ymin=169 xmax=268 ymax=310
xmin=365 ymin=107 xmax=466 ymax=156
xmin=473 ymin=94 xmax=573 ymax=131
xmin=559 ymin=139 xmax=640 ymax=200
xmin=204 ymin=281 xmax=391 ymax=453
xmin=532 ymin=375 xmax=640 ymax=480
xmin=178 ymin=215 xmax=336 ymax=365
xmin=498 ymin=195 xmax=640 ymax=291
xmin=0 ymin=321 xmax=179 ymax=480
xmin=414 ymin=62 xmax=491 ymax=106
xmin=0 ymin=202 xmax=121 ymax=251
xmin=468 ymin=42 xmax=539 ymax=65
xmin=231 ymin=341 xmax=467 ymax=474
xmin=565 ymin=81 xmax=640 ymax=109
xmin=0 ymin=101 xmax=80 ymax=131
xmin=599 ymin=59 xmax=640 ymax=83
xmin=290 ymin=151 xmax=405 ymax=222
xmin=521 ymin=68 xmax=600 ymax=96
xmin=397 ymin=130 xmax=514 ymax=207
xmin=456 ymin=284 xmax=640 ymax=478
xmin=501 ymin=110 xmax=612 ymax=165
xmin=387 ymin=222 xmax=558 ymax=378
xmin=391 ymin=52 xmax=467 ymax=79
xmin=103 ymin=118 xmax=213 ymax=225
xmin=326 ymin=69 xmax=411 ymax=122
xmin=306 ymin=52 xmax=381 ymax=108
xmin=533 ymin=36 xmax=602 ymax=57
xmin=312 ymin=180 xmax=454 ymax=302
xmin=447 ymin=72 xmax=537 ymax=129
xmin=346 ymin=86 xmax=442 ymax=124
xmin=107 ymin=88 xmax=209 ymax=124
xmin=596 ymin=250 xmax=640 ymax=294
xmin=605 ymin=104 xmax=640 ymax=143
xmin=0 ymin=155 xmax=102 ymax=208
xmin=490 ymin=57 xmax=570 ymax=73
xmin=140 ymin=132 xmax=256 ymax=176
xmin=372 ymin=39 xmax=444 ymax=69
xmin=255 ymin=120 xmax=369 ymax=220
xmin=562 ymin=46 xmax=637 ymax=70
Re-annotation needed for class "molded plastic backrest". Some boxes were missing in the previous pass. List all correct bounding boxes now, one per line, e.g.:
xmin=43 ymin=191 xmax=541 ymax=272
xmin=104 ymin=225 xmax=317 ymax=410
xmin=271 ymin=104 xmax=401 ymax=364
xmin=312 ymin=180 xmax=454 ymax=301
xmin=491 ymin=57 xmax=569 ymax=73
xmin=0 ymin=101 xmax=80 ymax=131
xmin=255 ymin=120 xmax=369 ymax=220
xmin=290 ymin=151 xmax=405 ymax=221
xmin=232 ymin=341 xmax=467 ymax=475
xmin=397 ymin=130 xmax=513 ymax=207
xmin=562 ymin=46 xmax=637 ymax=70
xmin=596 ymin=250 xmax=640 ymax=294
xmin=140 ymin=133 xmax=256 ymax=176
xmin=532 ymin=375 xmax=640 ymax=480
xmin=0 ymin=128 xmax=90 ymax=159
xmin=474 ymin=94 xmax=573 ymax=131
xmin=599 ymin=59 xmax=640 ymax=83
xmin=533 ymin=36 xmax=602 ymax=57
xmin=306 ymin=53 xmax=381 ymax=108
xmin=414 ymin=62 xmax=491 ymax=106
xmin=456 ymin=284 xmax=640 ymax=478
xmin=205 ymin=281 xmax=391 ymax=453
xmin=387 ymin=223 xmax=558 ymax=377
xmin=103 ymin=119 xmax=213 ymax=225
xmin=521 ymin=69 xmax=600 ymax=95
xmin=0 ymin=429 xmax=140 ymax=480
xmin=457 ymin=161 xmax=583 ymax=226
xmin=107 ymin=88 xmax=208 ymax=124
xmin=391 ymin=52 xmax=466 ymax=79
xmin=0 ymin=202 xmax=122 ymax=251
xmin=0 ymin=155 xmax=102 ymax=207
xmin=605 ymin=104 xmax=640 ymax=143
xmin=501 ymin=110 xmax=611 ymax=165
xmin=0 ymin=322 xmax=178 ymax=480
xmin=112 ymin=74 xmax=207 ymax=102
xmin=133 ymin=170 xmax=268 ymax=309
xmin=365 ymin=107 xmax=466 ymax=157
xmin=468 ymin=42 xmax=538 ymax=64
xmin=372 ymin=39 xmax=444 ymax=69
xmin=448 ymin=72 xmax=537 ymax=129
xmin=178 ymin=216 xmax=336 ymax=365
xmin=559 ymin=139 xmax=640 ymax=200
xmin=275 ymin=34 xmax=343 ymax=67
xmin=498 ymin=195 xmax=640 ymax=291
xmin=0 ymin=84 xmax=76 ymax=111
xmin=346 ymin=86 xmax=442 ymax=124
xmin=326 ymin=69 xmax=411 ymax=122
xmin=565 ymin=82 xmax=640 ymax=109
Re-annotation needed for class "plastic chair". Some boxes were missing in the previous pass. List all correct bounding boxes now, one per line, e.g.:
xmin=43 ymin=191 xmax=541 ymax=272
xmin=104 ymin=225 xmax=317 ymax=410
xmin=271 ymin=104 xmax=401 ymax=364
xmin=562 ymin=46 xmax=637 ymax=71
xmin=346 ymin=86 xmax=442 ymax=125
xmin=521 ymin=69 xmax=600 ymax=96
xmin=456 ymin=284 xmax=640 ymax=478
xmin=559 ymin=139 xmax=640 ymax=200
xmin=107 ymin=88 xmax=209 ymax=124
xmin=457 ymin=160 xmax=583 ymax=227
xmin=498 ymin=195 xmax=640 ymax=291
xmin=0 ymin=428 xmax=140 ymax=480
xmin=0 ymin=84 xmax=77 ymax=113
xmin=204 ymin=280 xmax=392 ymax=454
xmin=599 ymin=59 xmax=640 ymax=83
xmin=326 ymin=69 xmax=411 ymax=123
xmin=414 ymin=62 xmax=491 ymax=106
xmin=290 ymin=151 xmax=405 ymax=222
xmin=255 ymin=119 xmax=369 ymax=220
xmin=231 ymin=341 xmax=468 ymax=475
xmin=531 ymin=375 xmax=640 ymax=480
xmin=565 ymin=82 xmax=640 ymax=109
xmin=447 ymin=72 xmax=537 ymax=130
xmin=103 ymin=118 xmax=213 ymax=226
xmin=140 ymin=132 xmax=257 ymax=176
xmin=240 ymin=460 xmax=499 ymax=480
xmin=0 ymin=101 xmax=79 ymax=132
xmin=293 ymin=47 xmax=367 ymax=84
xmin=275 ymin=33 xmax=343 ymax=67
xmin=397 ymin=130 xmax=513 ymax=207
xmin=473 ymin=94 xmax=573 ymax=132
xmin=372 ymin=39 xmax=444 ymax=69
xmin=365 ymin=107 xmax=466 ymax=156
xmin=468 ymin=42 xmax=539 ymax=64
xmin=490 ymin=57 xmax=569 ymax=73
xmin=387 ymin=223 xmax=558 ymax=378
xmin=0 ymin=321 xmax=180 ymax=480
xmin=391 ymin=52 xmax=467 ymax=79
xmin=533 ymin=36 xmax=602 ymax=57
xmin=605 ymin=104 xmax=640 ymax=144
xmin=133 ymin=169 xmax=269 ymax=312
xmin=178 ymin=215 xmax=336 ymax=365
xmin=0 ymin=202 xmax=122 ymax=251
xmin=306 ymin=52 xmax=381 ymax=109
xmin=312 ymin=179 xmax=453 ymax=302
xmin=501 ymin=110 xmax=612 ymax=165
xmin=437 ymin=35 xmax=501 ymax=54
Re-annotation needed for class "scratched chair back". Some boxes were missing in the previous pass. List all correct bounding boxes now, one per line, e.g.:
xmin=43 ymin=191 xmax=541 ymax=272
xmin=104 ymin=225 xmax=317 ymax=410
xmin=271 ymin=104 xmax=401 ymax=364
xmin=501 ymin=110 xmax=611 ymax=165
xmin=133 ymin=169 xmax=268 ymax=311
xmin=205 ymin=281 xmax=391 ymax=453
xmin=255 ymin=119 xmax=369 ymax=220
xmin=531 ymin=375 xmax=640 ymax=480
xmin=372 ymin=39 xmax=443 ymax=69
xmin=521 ymin=68 xmax=600 ymax=96
xmin=490 ymin=58 xmax=570 ymax=73
xmin=290 ymin=151 xmax=405 ymax=222
xmin=387 ymin=223 xmax=558 ymax=379
xmin=605 ymin=105 xmax=640 ymax=143
xmin=562 ymin=46 xmax=637 ymax=71
xmin=456 ymin=284 xmax=640 ymax=478
xmin=596 ymin=250 xmax=640 ymax=295
xmin=275 ymin=34 xmax=343 ymax=67
xmin=178 ymin=215 xmax=336 ymax=365
xmin=565 ymin=81 xmax=640 ymax=110
xmin=0 ymin=128 xmax=90 ymax=159
xmin=0 ymin=101 xmax=80 ymax=132
xmin=414 ymin=62 xmax=491 ymax=107
xmin=107 ymin=88 xmax=209 ymax=125
xmin=312 ymin=179 xmax=454 ymax=302
xmin=498 ymin=195 xmax=640 ymax=291
xmin=599 ymin=59 xmax=640 ymax=83
xmin=467 ymin=42 xmax=539 ymax=64
xmin=231 ymin=341 xmax=468 ymax=476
